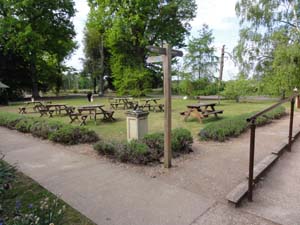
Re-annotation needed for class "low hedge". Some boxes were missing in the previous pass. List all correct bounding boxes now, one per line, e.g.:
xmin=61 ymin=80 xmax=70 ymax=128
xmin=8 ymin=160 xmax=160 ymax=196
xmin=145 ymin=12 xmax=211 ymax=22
xmin=0 ymin=112 xmax=99 ymax=145
xmin=93 ymin=128 xmax=193 ymax=165
xmin=199 ymin=106 xmax=286 ymax=142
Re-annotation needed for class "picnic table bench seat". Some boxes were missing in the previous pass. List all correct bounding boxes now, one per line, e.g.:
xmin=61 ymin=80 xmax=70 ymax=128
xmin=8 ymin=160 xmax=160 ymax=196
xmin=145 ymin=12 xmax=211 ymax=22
xmin=65 ymin=107 xmax=88 ymax=126
xmin=202 ymin=110 xmax=223 ymax=117
xmin=94 ymin=109 xmax=115 ymax=121
xmin=18 ymin=106 xmax=27 ymax=114
xmin=181 ymin=103 xmax=223 ymax=123
xmin=36 ymin=105 xmax=55 ymax=117
xmin=153 ymin=104 xmax=164 ymax=112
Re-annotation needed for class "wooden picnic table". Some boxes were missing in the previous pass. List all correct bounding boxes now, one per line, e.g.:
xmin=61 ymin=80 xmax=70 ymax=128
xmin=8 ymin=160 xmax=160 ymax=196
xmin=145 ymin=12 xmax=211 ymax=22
xmin=140 ymin=98 xmax=163 ymax=112
xmin=110 ymin=97 xmax=136 ymax=109
xmin=181 ymin=103 xmax=223 ymax=123
xmin=19 ymin=101 xmax=51 ymax=114
xmin=77 ymin=105 xmax=115 ymax=122
xmin=45 ymin=103 xmax=68 ymax=115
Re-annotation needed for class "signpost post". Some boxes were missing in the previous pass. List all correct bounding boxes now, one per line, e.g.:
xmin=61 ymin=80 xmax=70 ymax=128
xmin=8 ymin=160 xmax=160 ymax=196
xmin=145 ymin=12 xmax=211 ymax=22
xmin=146 ymin=44 xmax=183 ymax=168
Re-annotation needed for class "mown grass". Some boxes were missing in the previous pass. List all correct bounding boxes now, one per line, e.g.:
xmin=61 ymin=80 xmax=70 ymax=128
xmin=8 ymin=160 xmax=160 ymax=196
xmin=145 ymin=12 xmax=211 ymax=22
xmin=0 ymin=160 xmax=95 ymax=224
xmin=0 ymin=97 xmax=282 ymax=141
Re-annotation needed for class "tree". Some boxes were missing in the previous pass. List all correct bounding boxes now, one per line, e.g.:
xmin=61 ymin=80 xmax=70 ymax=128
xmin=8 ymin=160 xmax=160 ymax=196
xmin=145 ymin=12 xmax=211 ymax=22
xmin=184 ymin=24 xmax=219 ymax=80
xmin=0 ymin=0 xmax=76 ymax=97
xmin=222 ymin=77 xmax=258 ymax=102
xmin=234 ymin=0 xmax=300 ymax=95
xmin=86 ymin=0 xmax=197 ymax=96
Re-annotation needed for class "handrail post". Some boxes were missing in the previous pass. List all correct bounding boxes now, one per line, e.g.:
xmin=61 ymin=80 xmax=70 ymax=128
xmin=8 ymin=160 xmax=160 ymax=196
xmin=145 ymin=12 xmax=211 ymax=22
xmin=288 ymin=97 xmax=295 ymax=152
xmin=248 ymin=118 xmax=256 ymax=202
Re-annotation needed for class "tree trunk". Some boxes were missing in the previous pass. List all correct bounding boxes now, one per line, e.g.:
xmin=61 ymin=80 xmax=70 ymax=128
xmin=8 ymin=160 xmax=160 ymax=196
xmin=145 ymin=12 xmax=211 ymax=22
xmin=98 ymin=36 xmax=105 ymax=96
xmin=30 ymin=60 xmax=39 ymax=98
xmin=93 ymin=77 xmax=97 ymax=94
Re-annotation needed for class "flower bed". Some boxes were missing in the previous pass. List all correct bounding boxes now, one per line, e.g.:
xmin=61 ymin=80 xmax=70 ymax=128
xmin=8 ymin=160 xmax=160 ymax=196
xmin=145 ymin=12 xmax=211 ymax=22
xmin=93 ymin=128 xmax=193 ymax=165
xmin=0 ymin=112 xmax=99 ymax=145
xmin=199 ymin=106 xmax=286 ymax=142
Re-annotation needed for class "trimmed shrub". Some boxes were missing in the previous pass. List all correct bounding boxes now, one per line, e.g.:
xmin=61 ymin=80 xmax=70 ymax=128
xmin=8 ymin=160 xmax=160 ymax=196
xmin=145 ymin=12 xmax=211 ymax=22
xmin=171 ymin=128 xmax=193 ymax=154
xmin=94 ymin=140 xmax=151 ymax=164
xmin=31 ymin=120 xmax=63 ymax=139
xmin=15 ymin=117 xmax=36 ymax=133
xmin=49 ymin=126 xmax=99 ymax=145
xmin=0 ymin=112 xmax=23 ymax=129
xmin=0 ymin=112 xmax=100 ymax=145
xmin=94 ymin=128 xmax=193 ymax=165
xmin=93 ymin=140 xmax=117 ymax=156
xmin=199 ymin=106 xmax=286 ymax=142
xmin=143 ymin=132 xmax=164 ymax=153
xmin=125 ymin=140 xmax=150 ymax=164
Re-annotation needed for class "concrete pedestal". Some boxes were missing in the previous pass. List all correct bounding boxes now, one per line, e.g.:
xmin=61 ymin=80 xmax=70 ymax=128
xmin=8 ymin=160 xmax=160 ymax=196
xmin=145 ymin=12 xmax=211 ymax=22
xmin=126 ymin=110 xmax=149 ymax=141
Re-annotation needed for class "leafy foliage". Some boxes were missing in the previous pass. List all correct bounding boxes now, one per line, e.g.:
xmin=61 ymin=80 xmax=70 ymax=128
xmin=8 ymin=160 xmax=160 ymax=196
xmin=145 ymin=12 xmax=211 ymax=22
xmin=235 ymin=0 xmax=300 ymax=95
xmin=0 ymin=0 xmax=76 ymax=97
xmin=85 ymin=0 xmax=197 ymax=96
xmin=222 ymin=78 xmax=258 ymax=102
xmin=177 ymin=76 xmax=223 ymax=96
xmin=199 ymin=106 xmax=286 ymax=141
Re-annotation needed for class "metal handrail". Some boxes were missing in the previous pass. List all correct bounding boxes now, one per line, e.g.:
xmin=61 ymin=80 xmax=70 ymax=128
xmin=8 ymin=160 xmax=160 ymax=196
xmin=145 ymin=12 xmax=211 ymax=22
xmin=246 ymin=94 xmax=297 ymax=122
xmin=246 ymin=93 xmax=298 ymax=202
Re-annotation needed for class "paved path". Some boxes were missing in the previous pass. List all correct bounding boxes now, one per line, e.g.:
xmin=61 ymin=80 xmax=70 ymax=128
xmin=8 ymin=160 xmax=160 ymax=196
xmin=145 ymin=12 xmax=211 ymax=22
xmin=1 ymin=112 xmax=300 ymax=225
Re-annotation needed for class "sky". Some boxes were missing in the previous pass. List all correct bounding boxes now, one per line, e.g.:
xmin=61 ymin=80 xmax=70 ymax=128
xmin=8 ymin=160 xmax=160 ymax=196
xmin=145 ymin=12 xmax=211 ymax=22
xmin=65 ymin=0 xmax=240 ymax=81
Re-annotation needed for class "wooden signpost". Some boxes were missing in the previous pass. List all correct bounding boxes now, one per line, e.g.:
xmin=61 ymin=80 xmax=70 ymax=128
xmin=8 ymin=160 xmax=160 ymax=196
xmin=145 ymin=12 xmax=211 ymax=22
xmin=146 ymin=44 xmax=183 ymax=168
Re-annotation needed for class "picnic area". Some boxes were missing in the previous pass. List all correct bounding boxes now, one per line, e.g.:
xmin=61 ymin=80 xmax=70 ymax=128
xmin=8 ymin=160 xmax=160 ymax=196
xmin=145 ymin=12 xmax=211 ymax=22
xmin=0 ymin=97 xmax=281 ymax=140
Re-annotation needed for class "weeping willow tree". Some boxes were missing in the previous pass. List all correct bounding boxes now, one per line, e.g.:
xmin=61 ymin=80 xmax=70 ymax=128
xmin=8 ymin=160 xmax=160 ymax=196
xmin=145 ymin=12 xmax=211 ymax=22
xmin=234 ymin=0 xmax=300 ymax=95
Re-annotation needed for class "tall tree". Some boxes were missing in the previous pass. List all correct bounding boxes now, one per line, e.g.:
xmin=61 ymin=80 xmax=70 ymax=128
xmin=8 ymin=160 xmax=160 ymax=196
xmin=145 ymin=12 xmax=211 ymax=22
xmin=235 ymin=0 xmax=300 ymax=94
xmin=184 ymin=24 xmax=218 ymax=80
xmin=0 ymin=0 xmax=76 ymax=97
xmin=86 ymin=0 xmax=197 ymax=96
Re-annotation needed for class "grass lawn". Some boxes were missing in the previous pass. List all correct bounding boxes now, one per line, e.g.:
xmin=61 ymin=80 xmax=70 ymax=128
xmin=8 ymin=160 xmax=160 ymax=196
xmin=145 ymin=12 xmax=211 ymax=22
xmin=0 ymin=97 xmax=279 ymax=140
xmin=1 ymin=160 xmax=95 ymax=224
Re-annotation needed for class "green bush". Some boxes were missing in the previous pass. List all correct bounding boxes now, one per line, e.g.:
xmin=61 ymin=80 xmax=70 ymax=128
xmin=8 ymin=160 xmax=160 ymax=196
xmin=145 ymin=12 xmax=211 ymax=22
xmin=143 ymin=132 xmax=164 ymax=152
xmin=199 ymin=106 xmax=286 ymax=141
xmin=93 ymin=140 xmax=117 ymax=156
xmin=94 ymin=140 xmax=150 ymax=164
xmin=0 ymin=112 xmax=23 ymax=129
xmin=31 ymin=120 xmax=64 ymax=139
xmin=15 ymin=117 xmax=36 ymax=133
xmin=0 ymin=112 xmax=100 ymax=145
xmin=94 ymin=128 xmax=193 ymax=165
xmin=0 ymin=158 xmax=16 ymax=196
xmin=171 ymin=128 xmax=193 ymax=154
xmin=49 ymin=126 xmax=99 ymax=145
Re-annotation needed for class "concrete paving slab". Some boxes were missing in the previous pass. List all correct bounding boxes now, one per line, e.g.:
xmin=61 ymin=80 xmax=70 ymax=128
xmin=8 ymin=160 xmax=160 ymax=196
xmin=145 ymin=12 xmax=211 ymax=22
xmin=242 ymin=140 xmax=300 ymax=225
xmin=0 ymin=127 xmax=215 ymax=225
xmin=192 ymin=203 xmax=277 ymax=225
